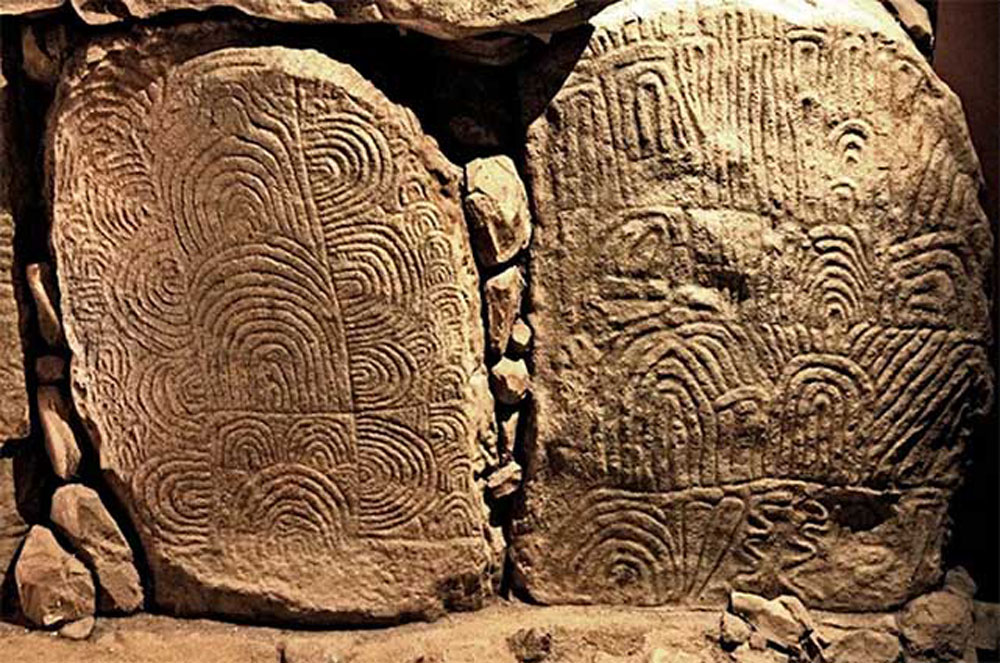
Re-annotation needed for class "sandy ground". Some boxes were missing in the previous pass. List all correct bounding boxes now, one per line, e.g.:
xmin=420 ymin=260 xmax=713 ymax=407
xmin=0 ymin=600 xmax=910 ymax=663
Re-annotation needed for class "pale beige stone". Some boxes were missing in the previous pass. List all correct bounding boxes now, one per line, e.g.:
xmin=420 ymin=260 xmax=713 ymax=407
xmin=826 ymin=629 xmax=900 ymax=663
xmin=513 ymin=0 xmax=993 ymax=612
xmin=50 ymin=484 xmax=143 ymax=614
xmin=58 ymin=615 xmax=95 ymax=640
xmin=730 ymin=592 xmax=807 ymax=651
xmin=464 ymin=156 xmax=532 ymax=267
xmin=0 ymin=50 xmax=29 ymax=442
xmin=490 ymin=358 xmax=530 ymax=405
xmin=0 ymin=0 xmax=64 ymax=15
xmin=37 ymin=385 xmax=80 ymax=480
xmin=498 ymin=409 xmax=520 ymax=465
xmin=35 ymin=355 xmax=66 ymax=384
xmin=485 ymin=266 xmax=525 ymax=357
xmin=486 ymin=463 xmax=522 ymax=500
xmin=63 ymin=0 xmax=617 ymax=40
xmin=15 ymin=525 xmax=95 ymax=628
xmin=50 ymin=43 xmax=494 ymax=623
xmin=720 ymin=612 xmax=752 ymax=650
xmin=26 ymin=263 xmax=63 ymax=348
xmin=508 ymin=319 xmax=532 ymax=356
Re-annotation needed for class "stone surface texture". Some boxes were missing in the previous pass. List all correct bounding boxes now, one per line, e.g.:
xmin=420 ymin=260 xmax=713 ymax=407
xmin=464 ymin=156 xmax=533 ymax=267
xmin=14 ymin=525 xmax=95 ymax=628
xmin=62 ymin=0 xmax=615 ymax=39
xmin=898 ymin=590 xmax=974 ymax=662
xmin=50 ymin=484 xmax=143 ymax=614
xmin=0 ymin=0 xmax=63 ymax=15
xmin=0 ymin=48 xmax=29 ymax=443
xmin=37 ymin=385 xmax=81 ymax=480
xmin=485 ymin=266 xmax=525 ymax=357
xmin=0 ymin=455 xmax=29 ymax=580
xmin=512 ymin=0 xmax=994 ymax=611
xmin=49 ymin=38 xmax=496 ymax=623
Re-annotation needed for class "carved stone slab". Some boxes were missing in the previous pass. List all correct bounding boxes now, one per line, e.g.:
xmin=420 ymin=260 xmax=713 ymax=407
xmin=513 ymin=0 xmax=993 ymax=611
xmin=50 ymin=45 xmax=495 ymax=622
xmin=0 ymin=52 xmax=29 ymax=442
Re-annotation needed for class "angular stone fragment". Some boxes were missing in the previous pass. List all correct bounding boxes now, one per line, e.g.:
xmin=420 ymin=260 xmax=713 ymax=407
xmin=490 ymin=358 xmax=530 ymax=405
xmin=487 ymin=463 xmax=522 ymax=500
xmin=26 ymin=264 xmax=63 ymax=348
xmin=0 ymin=50 xmax=29 ymax=442
xmin=50 ymin=484 xmax=143 ymax=614
xmin=50 ymin=43 xmax=494 ymax=623
xmin=35 ymin=355 xmax=66 ymax=384
xmin=498 ymin=409 xmax=520 ymax=464
xmin=464 ymin=156 xmax=532 ymax=267
xmin=485 ymin=266 xmax=525 ymax=356
xmin=37 ymin=386 xmax=80 ymax=480
xmin=513 ymin=0 xmax=993 ymax=611
xmin=898 ymin=590 xmax=974 ymax=661
xmin=826 ymin=629 xmax=901 ymax=663
xmin=730 ymin=592 xmax=810 ymax=651
xmin=62 ymin=0 xmax=618 ymax=40
xmin=15 ymin=525 xmax=95 ymax=628
xmin=58 ymin=615 xmax=95 ymax=640
xmin=720 ymin=612 xmax=752 ymax=649
xmin=973 ymin=601 xmax=999 ymax=651
xmin=509 ymin=319 xmax=532 ymax=356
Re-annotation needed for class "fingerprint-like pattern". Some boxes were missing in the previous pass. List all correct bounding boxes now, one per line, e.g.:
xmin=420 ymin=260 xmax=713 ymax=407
xmin=51 ymin=46 xmax=488 ymax=599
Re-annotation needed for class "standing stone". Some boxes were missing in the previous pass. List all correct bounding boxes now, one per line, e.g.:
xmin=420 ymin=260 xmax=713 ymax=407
xmin=50 ymin=484 xmax=143 ymax=614
xmin=0 ymin=40 xmax=30 ymax=443
xmin=50 ymin=42 xmax=495 ymax=622
xmin=513 ymin=0 xmax=993 ymax=611
xmin=14 ymin=525 xmax=95 ymax=628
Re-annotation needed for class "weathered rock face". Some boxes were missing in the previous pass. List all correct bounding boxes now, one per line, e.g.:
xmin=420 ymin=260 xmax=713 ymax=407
xmin=513 ymin=0 xmax=993 ymax=611
xmin=59 ymin=0 xmax=614 ymax=40
xmin=0 ymin=51 xmax=29 ymax=443
xmin=14 ymin=525 xmax=95 ymax=628
xmin=50 ymin=485 xmax=143 ymax=614
xmin=50 ymin=42 xmax=495 ymax=622
xmin=0 ymin=456 xmax=30 ymax=581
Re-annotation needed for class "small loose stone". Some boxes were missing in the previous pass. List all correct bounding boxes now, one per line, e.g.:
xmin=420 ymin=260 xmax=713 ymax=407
xmin=37 ymin=385 xmax=81 ymax=480
xmin=490 ymin=358 xmax=530 ymax=405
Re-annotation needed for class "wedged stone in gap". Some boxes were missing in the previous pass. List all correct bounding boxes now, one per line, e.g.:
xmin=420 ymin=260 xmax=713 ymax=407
xmin=498 ymin=409 xmax=519 ymax=464
xmin=730 ymin=592 xmax=809 ymax=651
xmin=37 ymin=386 xmax=80 ymax=480
xmin=15 ymin=525 xmax=95 ymax=628
xmin=487 ymin=463 xmax=522 ymax=500
xmin=26 ymin=263 xmax=63 ymax=348
xmin=50 ymin=40 xmax=495 ymax=623
xmin=485 ymin=266 xmax=525 ymax=356
xmin=464 ymin=156 xmax=532 ymax=267
xmin=508 ymin=319 xmax=532 ymax=356
xmin=512 ymin=0 xmax=993 ymax=612
xmin=0 ymin=49 xmax=29 ymax=443
xmin=490 ymin=358 xmax=530 ymax=405
xmin=944 ymin=567 xmax=977 ymax=599
xmin=720 ymin=612 xmax=751 ymax=650
xmin=35 ymin=355 xmax=66 ymax=384
xmin=50 ymin=484 xmax=143 ymax=614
